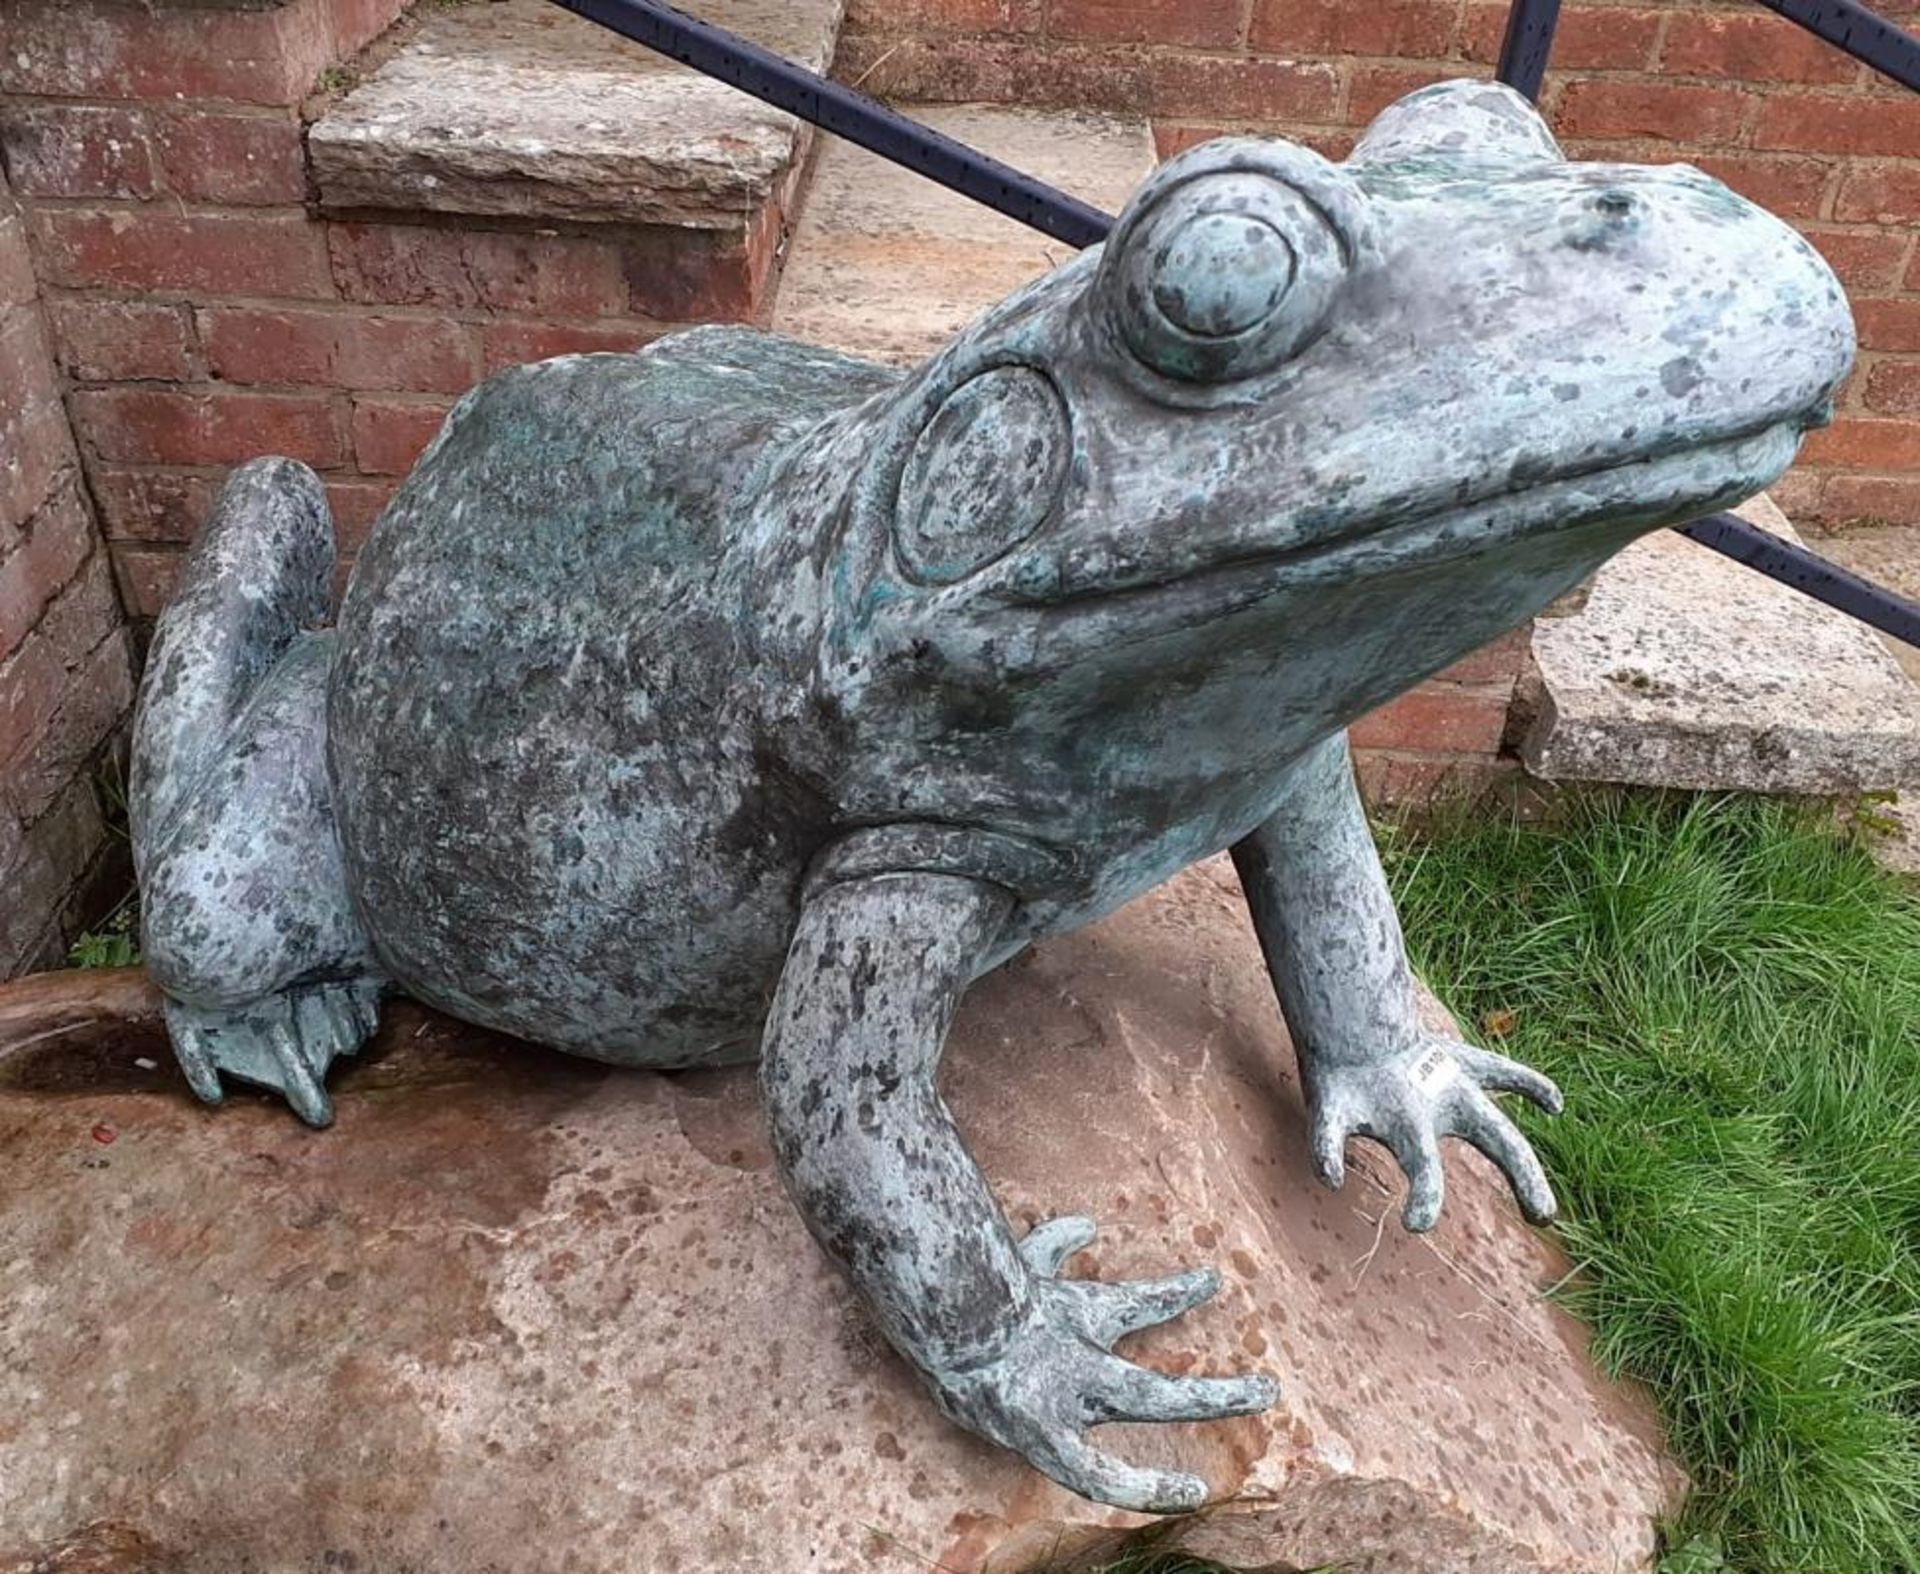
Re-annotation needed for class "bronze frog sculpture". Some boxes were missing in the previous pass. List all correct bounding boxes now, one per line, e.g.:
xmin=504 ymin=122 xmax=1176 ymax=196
xmin=130 ymin=83 xmax=1854 ymax=1510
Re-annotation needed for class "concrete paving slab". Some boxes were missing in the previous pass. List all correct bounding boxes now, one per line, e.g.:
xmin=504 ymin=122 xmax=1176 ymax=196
xmin=1523 ymin=496 xmax=1920 ymax=795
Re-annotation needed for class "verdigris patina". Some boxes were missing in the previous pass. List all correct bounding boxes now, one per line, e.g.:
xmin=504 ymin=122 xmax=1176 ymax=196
xmin=129 ymin=83 xmax=1854 ymax=1512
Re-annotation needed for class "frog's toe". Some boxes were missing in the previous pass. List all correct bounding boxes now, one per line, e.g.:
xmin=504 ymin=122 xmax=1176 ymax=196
xmin=162 ymin=979 xmax=383 ymax=1128
xmin=1017 ymin=1214 xmax=1098 ymax=1275
xmin=1076 ymin=1264 xmax=1223 ymax=1349
xmin=167 ymin=1015 xmax=225 ymax=1106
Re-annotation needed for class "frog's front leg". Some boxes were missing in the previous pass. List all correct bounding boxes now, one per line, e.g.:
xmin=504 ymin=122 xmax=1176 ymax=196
xmin=762 ymin=867 xmax=1277 ymax=1513
xmin=1231 ymin=731 xmax=1562 ymax=1232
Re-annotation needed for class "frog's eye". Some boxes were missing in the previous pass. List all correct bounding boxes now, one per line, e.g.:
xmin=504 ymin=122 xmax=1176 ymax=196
xmin=1099 ymin=142 xmax=1367 ymax=385
xmin=894 ymin=366 xmax=1070 ymax=585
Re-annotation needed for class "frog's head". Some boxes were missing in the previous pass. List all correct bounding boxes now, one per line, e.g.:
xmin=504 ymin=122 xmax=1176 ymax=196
xmin=813 ymin=83 xmax=1853 ymax=829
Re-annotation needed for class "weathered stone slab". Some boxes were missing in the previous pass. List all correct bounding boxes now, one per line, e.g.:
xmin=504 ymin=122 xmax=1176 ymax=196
xmin=1523 ymin=495 xmax=1920 ymax=794
xmin=0 ymin=862 xmax=1677 ymax=1573
xmin=308 ymin=0 xmax=842 ymax=228
xmin=772 ymin=105 xmax=1155 ymax=364
xmin=1810 ymin=523 xmax=1920 ymax=687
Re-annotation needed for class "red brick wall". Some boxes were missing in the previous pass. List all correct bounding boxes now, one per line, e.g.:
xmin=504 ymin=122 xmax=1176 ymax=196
xmin=837 ymin=0 xmax=1919 ymax=798
xmin=838 ymin=0 xmax=1920 ymax=537
xmin=0 ymin=0 xmax=786 ymax=626
xmin=0 ymin=164 xmax=135 ymax=977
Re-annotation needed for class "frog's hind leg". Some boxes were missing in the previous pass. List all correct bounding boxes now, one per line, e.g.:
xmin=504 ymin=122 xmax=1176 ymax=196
xmin=130 ymin=458 xmax=385 ymax=1127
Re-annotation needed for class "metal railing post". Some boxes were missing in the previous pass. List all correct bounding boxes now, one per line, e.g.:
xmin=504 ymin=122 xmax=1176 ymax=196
xmin=1495 ymin=0 xmax=1564 ymax=102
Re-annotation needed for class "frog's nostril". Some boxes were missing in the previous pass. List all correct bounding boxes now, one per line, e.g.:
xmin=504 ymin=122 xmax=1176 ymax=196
xmin=1594 ymin=189 xmax=1636 ymax=220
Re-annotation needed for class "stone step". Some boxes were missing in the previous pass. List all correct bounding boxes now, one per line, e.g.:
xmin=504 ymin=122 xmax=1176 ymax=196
xmin=308 ymin=0 xmax=841 ymax=232
xmin=771 ymin=104 xmax=1155 ymax=365
xmin=1521 ymin=495 xmax=1920 ymax=796
xmin=1807 ymin=523 xmax=1920 ymax=687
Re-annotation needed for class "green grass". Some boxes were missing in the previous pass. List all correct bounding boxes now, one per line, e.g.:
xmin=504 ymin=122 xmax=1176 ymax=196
xmin=1372 ymin=792 xmax=1920 ymax=1574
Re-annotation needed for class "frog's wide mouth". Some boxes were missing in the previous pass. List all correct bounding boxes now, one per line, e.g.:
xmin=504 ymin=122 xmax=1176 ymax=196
xmin=1000 ymin=416 xmax=1808 ymax=619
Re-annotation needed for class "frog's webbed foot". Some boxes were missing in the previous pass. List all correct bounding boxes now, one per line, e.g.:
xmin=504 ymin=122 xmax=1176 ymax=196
xmin=929 ymin=1216 xmax=1278 ymax=1513
xmin=165 ymin=979 xmax=383 ymax=1128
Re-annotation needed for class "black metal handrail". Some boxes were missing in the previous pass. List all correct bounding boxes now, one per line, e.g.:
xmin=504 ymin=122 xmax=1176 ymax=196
xmin=552 ymin=0 xmax=1920 ymax=652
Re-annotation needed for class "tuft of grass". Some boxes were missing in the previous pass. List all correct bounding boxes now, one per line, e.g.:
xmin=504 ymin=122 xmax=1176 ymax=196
xmin=1376 ymin=791 xmax=1920 ymax=1574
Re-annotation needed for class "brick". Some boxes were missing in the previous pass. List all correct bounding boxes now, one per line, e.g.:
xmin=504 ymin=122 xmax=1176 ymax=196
xmin=1767 ymin=467 xmax=1824 ymax=521
xmin=830 ymin=36 xmax=1340 ymax=121
xmin=0 ymin=1 xmax=334 ymax=107
xmin=72 ymin=387 xmax=346 ymax=468
xmin=0 ymin=213 xmax=38 ymax=311
xmin=1819 ymin=474 xmax=1920 ymax=528
xmin=1054 ymin=0 xmax=1240 ymax=49
xmin=1348 ymin=66 xmax=1464 ymax=125
xmin=0 ymin=557 xmax=121 ymax=770
xmin=1353 ymin=749 xmax=1519 ymax=809
xmin=1153 ymin=123 xmax=1222 ymax=161
xmin=351 ymin=398 xmax=452 ymax=476
xmin=0 ymin=482 xmax=95 ymax=662
xmin=1349 ymin=682 xmax=1511 ymax=755
xmin=0 ymin=314 xmax=73 ymax=532
xmin=49 ymin=298 xmax=198 ymax=383
xmin=201 ymin=307 xmax=475 ymax=394
xmin=1461 ymin=5 xmax=1659 ymax=71
xmin=0 ymin=308 xmax=61 ymax=435
xmin=153 ymin=111 xmax=307 ymax=206
xmin=1836 ymin=165 xmax=1920 ymax=226
xmin=111 ymin=545 xmax=186 ymax=620
xmin=1149 ymin=53 xmax=1340 ymax=121
xmin=478 ymin=319 xmax=659 ymax=376
xmin=0 ymin=775 xmax=109 ymax=977
xmin=1864 ymin=361 xmax=1920 ymax=417
xmin=7 ymin=628 xmax=135 ymax=825
xmin=1252 ymin=0 xmax=1456 ymax=60
xmin=92 ymin=468 xmax=220 ymax=544
xmin=0 ymin=105 xmax=158 ymax=201
xmin=326 ymin=478 xmax=398 ymax=552
xmin=1661 ymin=11 xmax=1858 ymax=86
xmin=1856 ymin=299 xmax=1920 ymax=353
xmin=1554 ymin=81 xmax=1753 ymax=145
xmin=1686 ymin=154 xmax=1831 ymax=222
xmin=1433 ymin=626 xmax=1529 ymax=687
xmin=1755 ymin=95 xmax=1920 ymax=157
xmin=621 ymin=226 xmax=772 ymax=323
xmin=327 ymin=223 xmax=630 ymax=317
xmin=28 ymin=210 xmax=333 ymax=300
xmin=330 ymin=0 xmax=413 ymax=57
xmin=1806 ymin=230 xmax=1913 ymax=293
xmin=1799 ymin=417 xmax=1920 ymax=470
xmin=844 ymin=0 xmax=1043 ymax=32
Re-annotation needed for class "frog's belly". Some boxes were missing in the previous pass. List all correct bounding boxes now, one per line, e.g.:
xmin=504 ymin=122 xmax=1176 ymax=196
xmin=344 ymin=763 xmax=806 ymax=1067
xmin=329 ymin=630 xmax=820 ymax=1068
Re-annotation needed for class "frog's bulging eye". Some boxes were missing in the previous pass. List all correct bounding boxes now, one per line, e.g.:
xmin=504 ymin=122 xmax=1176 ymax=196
xmin=1152 ymin=212 xmax=1296 ymax=337
xmin=1110 ymin=169 xmax=1350 ymax=383
xmin=1097 ymin=141 xmax=1369 ymax=389
xmin=895 ymin=366 xmax=1069 ymax=585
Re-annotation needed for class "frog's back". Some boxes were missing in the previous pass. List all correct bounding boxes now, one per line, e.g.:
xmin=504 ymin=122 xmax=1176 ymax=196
xmin=329 ymin=328 xmax=898 ymax=1064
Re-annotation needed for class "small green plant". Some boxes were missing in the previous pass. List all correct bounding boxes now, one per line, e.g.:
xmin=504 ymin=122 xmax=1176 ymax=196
xmin=68 ymin=901 xmax=138 ymax=969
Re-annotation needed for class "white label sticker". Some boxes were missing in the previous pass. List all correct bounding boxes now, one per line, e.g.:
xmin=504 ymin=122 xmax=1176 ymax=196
xmin=1410 ymin=1045 xmax=1459 ymax=1096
